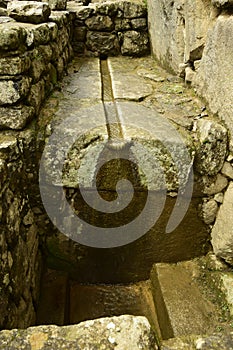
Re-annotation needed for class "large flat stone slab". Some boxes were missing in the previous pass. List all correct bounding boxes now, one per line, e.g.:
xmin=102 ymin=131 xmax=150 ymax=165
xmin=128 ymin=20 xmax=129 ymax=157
xmin=211 ymin=182 xmax=233 ymax=265
xmin=108 ymin=57 xmax=153 ymax=101
xmin=0 ymin=315 xmax=158 ymax=349
xmin=150 ymin=262 xmax=218 ymax=339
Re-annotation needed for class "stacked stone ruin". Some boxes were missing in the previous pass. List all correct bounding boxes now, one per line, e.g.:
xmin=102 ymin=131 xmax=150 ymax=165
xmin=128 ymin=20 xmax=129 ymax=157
xmin=0 ymin=0 xmax=233 ymax=348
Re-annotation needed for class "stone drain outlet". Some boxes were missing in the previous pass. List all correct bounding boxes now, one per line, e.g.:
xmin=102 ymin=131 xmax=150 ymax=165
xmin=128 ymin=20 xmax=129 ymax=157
xmin=33 ymin=56 xmax=232 ymax=343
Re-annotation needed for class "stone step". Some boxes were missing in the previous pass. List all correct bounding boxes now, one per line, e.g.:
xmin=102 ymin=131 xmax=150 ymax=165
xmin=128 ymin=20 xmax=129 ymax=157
xmin=150 ymin=261 xmax=219 ymax=340
xmin=36 ymin=269 xmax=161 ymax=340
xmin=69 ymin=280 xmax=161 ymax=334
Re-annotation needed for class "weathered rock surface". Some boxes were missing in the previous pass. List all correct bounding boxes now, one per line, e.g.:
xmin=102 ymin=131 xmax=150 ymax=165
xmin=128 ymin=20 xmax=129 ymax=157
xmin=148 ymin=0 xmax=213 ymax=73
xmin=85 ymin=14 xmax=114 ymax=31
xmin=161 ymin=333 xmax=233 ymax=350
xmin=0 ymin=77 xmax=31 ymax=106
xmin=86 ymin=31 xmax=120 ymax=55
xmin=0 ymin=105 xmax=34 ymax=129
xmin=69 ymin=0 xmax=149 ymax=56
xmin=0 ymin=22 xmax=26 ymax=51
xmin=48 ymin=0 xmax=67 ymax=11
xmin=0 ymin=316 xmax=158 ymax=349
xmin=193 ymin=15 xmax=233 ymax=150
xmin=212 ymin=0 xmax=233 ymax=7
xmin=201 ymin=198 xmax=218 ymax=225
xmin=151 ymin=262 xmax=218 ymax=339
xmin=211 ymin=182 xmax=233 ymax=265
xmin=121 ymin=30 xmax=149 ymax=56
xmin=221 ymin=162 xmax=233 ymax=179
xmin=7 ymin=1 xmax=51 ymax=24
xmin=0 ymin=131 xmax=41 ymax=329
xmin=194 ymin=119 xmax=228 ymax=176
xmin=201 ymin=173 xmax=228 ymax=196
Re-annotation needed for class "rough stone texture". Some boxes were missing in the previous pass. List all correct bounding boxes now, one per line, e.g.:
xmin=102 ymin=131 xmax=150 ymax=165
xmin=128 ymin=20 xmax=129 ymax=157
xmin=0 ymin=55 xmax=31 ymax=75
xmin=0 ymin=316 xmax=158 ymax=349
xmin=201 ymin=198 xmax=218 ymax=225
xmin=211 ymin=182 xmax=233 ymax=265
xmin=0 ymin=22 xmax=26 ymax=51
xmin=161 ymin=333 xmax=233 ymax=350
xmin=221 ymin=162 xmax=233 ymax=179
xmin=0 ymin=131 xmax=41 ymax=329
xmin=212 ymin=0 xmax=233 ymax=7
xmin=85 ymin=14 xmax=114 ymax=31
xmin=193 ymin=15 xmax=233 ymax=150
xmin=0 ymin=12 xmax=73 ymax=130
xmin=86 ymin=31 xmax=120 ymax=55
xmin=48 ymin=0 xmax=67 ymax=11
xmin=201 ymin=173 xmax=228 ymax=196
xmin=151 ymin=262 xmax=218 ymax=339
xmin=121 ymin=30 xmax=149 ymax=56
xmin=0 ymin=105 xmax=35 ymax=129
xmin=69 ymin=0 xmax=149 ymax=56
xmin=219 ymin=273 xmax=233 ymax=316
xmin=0 ymin=77 xmax=31 ymax=106
xmin=148 ymin=0 xmax=213 ymax=73
xmin=7 ymin=1 xmax=51 ymax=24
xmin=122 ymin=1 xmax=147 ymax=18
xmin=194 ymin=119 xmax=228 ymax=176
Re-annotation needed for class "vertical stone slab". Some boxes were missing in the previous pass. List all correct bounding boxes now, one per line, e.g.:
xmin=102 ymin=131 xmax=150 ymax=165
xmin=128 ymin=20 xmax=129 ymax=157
xmin=193 ymin=15 xmax=233 ymax=150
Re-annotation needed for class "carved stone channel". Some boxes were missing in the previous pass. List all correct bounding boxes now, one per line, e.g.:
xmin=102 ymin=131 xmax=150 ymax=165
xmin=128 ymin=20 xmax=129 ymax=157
xmin=35 ymin=56 xmax=223 ymax=341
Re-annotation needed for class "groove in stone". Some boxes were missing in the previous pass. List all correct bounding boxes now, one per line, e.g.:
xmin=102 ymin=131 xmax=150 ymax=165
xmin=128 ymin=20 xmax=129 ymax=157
xmin=100 ymin=58 xmax=125 ymax=146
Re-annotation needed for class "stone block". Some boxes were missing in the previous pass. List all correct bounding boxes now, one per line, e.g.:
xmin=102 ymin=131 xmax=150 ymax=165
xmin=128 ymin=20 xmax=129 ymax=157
xmin=211 ymin=182 xmax=233 ymax=265
xmin=0 ymin=104 xmax=34 ymax=129
xmin=131 ymin=17 xmax=147 ymax=30
xmin=150 ymin=262 xmax=218 ymax=339
xmin=0 ymin=54 xmax=31 ymax=75
xmin=86 ymin=31 xmax=120 ymax=56
xmin=193 ymin=15 xmax=233 ymax=150
xmin=121 ymin=1 xmax=147 ymax=19
xmin=0 ymin=77 xmax=31 ymax=105
xmin=47 ymin=21 xmax=58 ymax=41
xmin=201 ymin=173 xmax=228 ymax=195
xmin=48 ymin=0 xmax=67 ymax=10
xmin=75 ymin=5 xmax=94 ymax=21
xmin=0 ymin=316 xmax=157 ymax=349
xmin=201 ymin=198 xmax=218 ymax=225
xmin=221 ymin=161 xmax=233 ymax=179
xmin=96 ymin=1 xmax=118 ymax=16
xmin=27 ymin=79 xmax=45 ymax=114
xmin=121 ymin=30 xmax=149 ymax=56
xmin=25 ymin=23 xmax=51 ymax=47
xmin=0 ymin=22 xmax=26 ymax=51
xmin=194 ymin=119 xmax=228 ymax=176
xmin=85 ymin=14 xmax=114 ymax=31
xmin=8 ymin=1 xmax=51 ymax=24
xmin=114 ymin=18 xmax=131 ymax=31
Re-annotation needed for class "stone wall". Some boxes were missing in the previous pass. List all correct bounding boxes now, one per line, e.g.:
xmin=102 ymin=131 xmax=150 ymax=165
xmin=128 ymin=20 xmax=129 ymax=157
xmin=148 ymin=0 xmax=233 ymax=268
xmin=0 ymin=4 xmax=74 ymax=329
xmin=0 ymin=128 xmax=41 ymax=329
xmin=0 ymin=11 xmax=74 ymax=130
xmin=70 ymin=0 xmax=149 ymax=57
